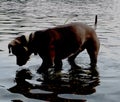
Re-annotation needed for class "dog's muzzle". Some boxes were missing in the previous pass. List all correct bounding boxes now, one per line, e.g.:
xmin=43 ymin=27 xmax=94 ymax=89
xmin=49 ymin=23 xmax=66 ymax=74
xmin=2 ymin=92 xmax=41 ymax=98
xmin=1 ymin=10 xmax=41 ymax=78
xmin=17 ymin=56 xmax=30 ymax=66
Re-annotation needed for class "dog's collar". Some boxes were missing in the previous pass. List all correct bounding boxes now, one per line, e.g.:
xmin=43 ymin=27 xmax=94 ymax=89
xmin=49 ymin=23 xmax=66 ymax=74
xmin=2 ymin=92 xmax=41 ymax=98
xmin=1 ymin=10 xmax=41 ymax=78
xmin=27 ymin=32 xmax=37 ymax=55
xmin=25 ymin=35 xmax=29 ymax=43
xmin=24 ymin=32 xmax=34 ymax=44
xmin=29 ymin=32 xmax=34 ymax=43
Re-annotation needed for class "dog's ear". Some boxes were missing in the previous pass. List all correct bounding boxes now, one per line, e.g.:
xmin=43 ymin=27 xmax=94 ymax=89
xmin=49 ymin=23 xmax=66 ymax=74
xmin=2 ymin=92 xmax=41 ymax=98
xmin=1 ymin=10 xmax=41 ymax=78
xmin=8 ymin=39 xmax=21 ymax=54
xmin=20 ymin=35 xmax=28 ymax=45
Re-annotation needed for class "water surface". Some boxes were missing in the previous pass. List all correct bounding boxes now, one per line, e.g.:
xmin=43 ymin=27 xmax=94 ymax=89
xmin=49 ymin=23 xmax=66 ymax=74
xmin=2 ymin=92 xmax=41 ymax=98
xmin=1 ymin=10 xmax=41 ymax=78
xmin=0 ymin=0 xmax=120 ymax=102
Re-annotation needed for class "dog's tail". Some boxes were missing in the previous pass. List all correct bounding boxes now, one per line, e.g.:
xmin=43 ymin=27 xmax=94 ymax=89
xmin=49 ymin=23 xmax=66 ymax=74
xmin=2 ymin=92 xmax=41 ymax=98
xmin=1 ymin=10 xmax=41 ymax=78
xmin=94 ymin=15 xmax=97 ymax=30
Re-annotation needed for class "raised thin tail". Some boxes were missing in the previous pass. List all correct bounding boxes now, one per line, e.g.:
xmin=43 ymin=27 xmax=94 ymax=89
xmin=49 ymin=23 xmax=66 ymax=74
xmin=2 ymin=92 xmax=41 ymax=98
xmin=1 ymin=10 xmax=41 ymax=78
xmin=94 ymin=15 xmax=97 ymax=30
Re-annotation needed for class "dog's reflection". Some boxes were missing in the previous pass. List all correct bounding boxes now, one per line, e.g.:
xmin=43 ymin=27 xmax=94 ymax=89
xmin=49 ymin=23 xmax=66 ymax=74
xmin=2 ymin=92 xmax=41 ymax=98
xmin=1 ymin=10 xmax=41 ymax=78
xmin=41 ymin=66 xmax=100 ymax=95
xmin=8 ymin=66 xmax=100 ymax=101
xmin=8 ymin=69 xmax=33 ymax=93
xmin=68 ymin=66 xmax=99 ymax=95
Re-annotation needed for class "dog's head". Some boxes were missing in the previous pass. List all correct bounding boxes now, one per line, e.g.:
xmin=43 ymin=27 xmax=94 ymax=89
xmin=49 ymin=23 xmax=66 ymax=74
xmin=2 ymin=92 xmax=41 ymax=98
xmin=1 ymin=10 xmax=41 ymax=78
xmin=8 ymin=35 xmax=31 ymax=66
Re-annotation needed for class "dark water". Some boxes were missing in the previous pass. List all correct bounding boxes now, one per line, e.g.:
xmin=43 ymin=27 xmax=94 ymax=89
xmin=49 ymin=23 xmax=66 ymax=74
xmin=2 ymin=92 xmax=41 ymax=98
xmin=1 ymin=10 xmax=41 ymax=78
xmin=0 ymin=0 xmax=120 ymax=102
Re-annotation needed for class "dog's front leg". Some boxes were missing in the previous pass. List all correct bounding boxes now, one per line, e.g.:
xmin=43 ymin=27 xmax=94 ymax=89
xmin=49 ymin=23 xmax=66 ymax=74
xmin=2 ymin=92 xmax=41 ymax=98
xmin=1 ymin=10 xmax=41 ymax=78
xmin=37 ymin=56 xmax=53 ymax=74
xmin=54 ymin=58 xmax=62 ymax=72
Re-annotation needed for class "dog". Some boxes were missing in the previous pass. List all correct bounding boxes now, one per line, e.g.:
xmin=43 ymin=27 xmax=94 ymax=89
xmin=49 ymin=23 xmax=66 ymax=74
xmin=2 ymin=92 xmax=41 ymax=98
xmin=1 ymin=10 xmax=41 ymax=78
xmin=8 ymin=16 xmax=100 ymax=74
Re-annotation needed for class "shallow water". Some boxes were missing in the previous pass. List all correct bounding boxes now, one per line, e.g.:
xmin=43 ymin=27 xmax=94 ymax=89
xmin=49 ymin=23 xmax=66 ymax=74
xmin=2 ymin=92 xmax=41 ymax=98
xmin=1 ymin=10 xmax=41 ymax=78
xmin=0 ymin=0 xmax=120 ymax=102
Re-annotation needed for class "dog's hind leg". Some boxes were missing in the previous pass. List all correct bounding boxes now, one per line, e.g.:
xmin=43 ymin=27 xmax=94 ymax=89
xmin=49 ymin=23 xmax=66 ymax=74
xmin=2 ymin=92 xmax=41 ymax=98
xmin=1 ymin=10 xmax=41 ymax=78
xmin=86 ymin=40 xmax=100 ymax=67
xmin=68 ymin=50 xmax=81 ymax=69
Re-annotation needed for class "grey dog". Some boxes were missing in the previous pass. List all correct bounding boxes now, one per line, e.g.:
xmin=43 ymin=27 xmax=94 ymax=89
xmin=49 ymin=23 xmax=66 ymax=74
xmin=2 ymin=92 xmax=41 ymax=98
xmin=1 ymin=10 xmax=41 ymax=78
xmin=8 ymin=16 xmax=100 ymax=74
